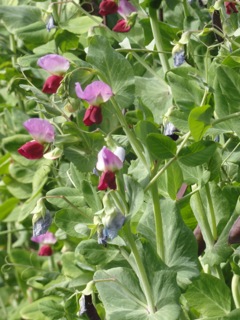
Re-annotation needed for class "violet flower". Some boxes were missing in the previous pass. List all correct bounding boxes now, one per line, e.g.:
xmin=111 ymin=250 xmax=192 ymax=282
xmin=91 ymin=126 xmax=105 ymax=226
xmin=24 ymin=118 xmax=55 ymax=143
xmin=75 ymin=81 xmax=113 ymax=106
xmin=96 ymin=146 xmax=125 ymax=190
xmin=31 ymin=231 xmax=57 ymax=244
xmin=117 ymin=0 xmax=136 ymax=19
xmin=37 ymin=54 xmax=70 ymax=76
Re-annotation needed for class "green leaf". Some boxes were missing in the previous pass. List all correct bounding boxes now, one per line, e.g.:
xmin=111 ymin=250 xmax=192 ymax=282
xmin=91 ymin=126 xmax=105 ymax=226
xmin=64 ymin=146 xmax=96 ymax=172
xmin=5 ymin=178 xmax=32 ymax=199
xmin=2 ymin=134 xmax=30 ymax=152
xmin=147 ymin=133 xmax=177 ymax=160
xmin=0 ymin=6 xmax=42 ymax=33
xmin=134 ymin=120 xmax=159 ymax=146
xmin=178 ymin=141 xmax=218 ymax=166
xmin=32 ymin=162 xmax=52 ymax=196
xmin=69 ymin=163 xmax=85 ymax=189
xmin=94 ymin=267 xmax=181 ymax=320
xmin=184 ymin=273 xmax=231 ymax=317
xmin=76 ymin=239 xmax=119 ymax=266
xmin=0 ymin=198 xmax=19 ymax=221
xmin=20 ymin=297 xmax=61 ymax=320
xmin=124 ymin=175 xmax=144 ymax=216
xmin=55 ymin=29 xmax=79 ymax=52
xmin=135 ymin=77 xmax=172 ymax=122
xmin=39 ymin=299 xmax=65 ymax=320
xmin=138 ymin=199 xmax=199 ymax=287
xmin=188 ymin=105 xmax=214 ymax=141
xmin=166 ymin=66 xmax=205 ymax=112
xmin=166 ymin=162 xmax=183 ymax=200
xmin=213 ymin=65 xmax=240 ymax=135
xmin=55 ymin=209 xmax=92 ymax=238
xmin=46 ymin=187 xmax=85 ymax=208
xmin=87 ymin=35 xmax=135 ymax=108
xmin=82 ymin=180 xmax=102 ymax=212
xmin=60 ymin=16 xmax=102 ymax=34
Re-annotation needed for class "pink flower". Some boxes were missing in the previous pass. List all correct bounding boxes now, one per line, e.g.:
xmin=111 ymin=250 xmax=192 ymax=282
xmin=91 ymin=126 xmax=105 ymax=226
xmin=38 ymin=245 xmax=53 ymax=256
xmin=98 ymin=171 xmax=117 ymax=190
xmin=42 ymin=75 xmax=64 ymax=94
xmin=75 ymin=81 xmax=113 ymax=106
xmin=96 ymin=146 xmax=125 ymax=190
xmin=24 ymin=118 xmax=55 ymax=143
xmin=31 ymin=231 xmax=57 ymax=244
xmin=225 ymin=2 xmax=238 ymax=14
xmin=117 ymin=0 xmax=136 ymax=18
xmin=18 ymin=141 xmax=44 ymax=159
xmin=83 ymin=105 xmax=103 ymax=126
xmin=37 ymin=54 xmax=70 ymax=75
xmin=96 ymin=146 xmax=125 ymax=172
xmin=99 ymin=0 xmax=118 ymax=15
xmin=113 ymin=19 xmax=131 ymax=32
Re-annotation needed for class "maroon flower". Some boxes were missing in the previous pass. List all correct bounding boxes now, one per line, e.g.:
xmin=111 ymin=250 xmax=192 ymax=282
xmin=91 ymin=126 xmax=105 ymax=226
xmin=42 ymin=75 xmax=64 ymax=94
xmin=98 ymin=171 xmax=117 ymax=190
xmin=18 ymin=141 xmax=44 ymax=160
xmin=99 ymin=0 xmax=118 ymax=15
xmin=38 ymin=244 xmax=53 ymax=256
xmin=225 ymin=2 xmax=238 ymax=14
xmin=112 ymin=19 xmax=131 ymax=32
xmin=83 ymin=105 xmax=103 ymax=126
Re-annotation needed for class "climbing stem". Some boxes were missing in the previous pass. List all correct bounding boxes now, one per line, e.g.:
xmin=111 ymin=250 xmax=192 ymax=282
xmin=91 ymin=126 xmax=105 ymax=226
xmin=149 ymin=7 xmax=170 ymax=74
xmin=205 ymin=183 xmax=217 ymax=241
xmin=150 ymin=182 xmax=165 ymax=261
xmin=111 ymin=97 xmax=148 ymax=170
xmin=124 ymin=222 xmax=155 ymax=314
xmin=232 ymin=274 xmax=240 ymax=308
xmin=193 ymin=190 xmax=215 ymax=249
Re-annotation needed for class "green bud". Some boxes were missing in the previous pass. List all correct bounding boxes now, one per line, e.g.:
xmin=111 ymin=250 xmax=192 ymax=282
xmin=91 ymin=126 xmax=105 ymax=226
xmin=32 ymin=198 xmax=46 ymax=225
xmin=82 ymin=281 xmax=95 ymax=295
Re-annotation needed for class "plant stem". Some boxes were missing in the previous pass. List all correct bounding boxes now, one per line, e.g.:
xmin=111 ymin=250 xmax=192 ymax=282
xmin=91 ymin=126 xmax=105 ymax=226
xmin=193 ymin=190 xmax=215 ymax=249
xmin=232 ymin=274 xmax=240 ymax=308
xmin=205 ymin=183 xmax=217 ymax=241
xmin=149 ymin=7 xmax=170 ymax=74
xmin=212 ymin=111 xmax=240 ymax=125
xmin=150 ymin=182 xmax=165 ymax=261
xmin=124 ymin=222 xmax=155 ymax=314
xmin=111 ymin=97 xmax=148 ymax=170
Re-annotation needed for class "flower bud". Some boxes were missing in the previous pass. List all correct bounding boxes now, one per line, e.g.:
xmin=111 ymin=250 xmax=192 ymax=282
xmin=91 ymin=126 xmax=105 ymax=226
xmin=38 ymin=244 xmax=53 ymax=256
xmin=42 ymin=75 xmax=64 ymax=94
xmin=83 ymin=105 xmax=102 ymax=126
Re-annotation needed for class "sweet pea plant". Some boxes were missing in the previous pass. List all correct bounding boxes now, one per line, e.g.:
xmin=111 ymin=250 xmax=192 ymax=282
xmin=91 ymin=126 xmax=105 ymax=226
xmin=1 ymin=0 xmax=240 ymax=319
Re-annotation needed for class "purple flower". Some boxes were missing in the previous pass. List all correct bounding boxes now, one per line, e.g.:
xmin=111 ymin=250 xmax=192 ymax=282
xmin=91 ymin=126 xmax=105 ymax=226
xmin=117 ymin=0 xmax=136 ymax=19
xmin=24 ymin=118 xmax=55 ymax=143
xmin=96 ymin=146 xmax=125 ymax=172
xmin=75 ymin=81 xmax=113 ymax=106
xmin=31 ymin=231 xmax=57 ymax=244
xmin=18 ymin=141 xmax=44 ymax=159
xmin=103 ymin=210 xmax=125 ymax=240
xmin=37 ymin=54 xmax=70 ymax=75
xmin=38 ymin=244 xmax=53 ymax=256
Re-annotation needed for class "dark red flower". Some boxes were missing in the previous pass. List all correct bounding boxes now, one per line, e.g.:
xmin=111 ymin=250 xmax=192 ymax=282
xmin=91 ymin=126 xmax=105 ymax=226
xmin=38 ymin=244 xmax=53 ymax=256
xmin=225 ymin=2 xmax=238 ymax=14
xmin=99 ymin=0 xmax=118 ymax=15
xmin=83 ymin=105 xmax=102 ymax=126
xmin=18 ymin=141 xmax=44 ymax=160
xmin=98 ymin=171 xmax=116 ymax=190
xmin=112 ymin=19 xmax=131 ymax=33
xmin=42 ymin=75 xmax=64 ymax=94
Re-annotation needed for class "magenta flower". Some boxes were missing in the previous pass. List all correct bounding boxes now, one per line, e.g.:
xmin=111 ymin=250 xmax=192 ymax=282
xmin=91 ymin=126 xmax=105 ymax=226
xmin=113 ymin=19 xmax=131 ymax=32
xmin=83 ymin=105 xmax=103 ymax=126
xmin=42 ymin=75 xmax=64 ymax=94
xmin=31 ymin=231 xmax=57 ymax=244
xmin=18 ymin=141 xmax=44 ymax=160
xmin=37 ymin=54 xmax=70 ymax=76
xmin=99 ymin=0 xmax=118 ymax=15
xmin=96 ymin=146 xmax=125 ymax=172
xmin=96 ymin=146 xmax=125 ymax=190
xmin=225 ymin=2 xmax=238 ymax=14
xmin=75 ymin=81 xmax=113 ymax=106
xmin=38 ymin=244 xmax=53 ymax=256
xmin=24 ymin=118 xmax=55 ymax=143
xmin=117 ymin=0 xmax=136 ymax=19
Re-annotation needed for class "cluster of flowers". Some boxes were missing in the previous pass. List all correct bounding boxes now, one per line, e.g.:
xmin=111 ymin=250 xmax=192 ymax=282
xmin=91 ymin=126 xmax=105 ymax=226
xmin=99 ymin=0 xmax=136 ymax=32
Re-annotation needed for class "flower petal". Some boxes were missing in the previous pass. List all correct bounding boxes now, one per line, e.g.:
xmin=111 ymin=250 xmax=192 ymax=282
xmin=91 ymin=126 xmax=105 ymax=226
xmin=37 ymin=54 xmax=70 ymax=75
xmin=112 ymin=19 xmax=131 ymax=33
xmin=96 ymin=146 xmax=123 ymax=172
xmin=75 ymin=81 xmax=113 ymax=105
xmin=18 ymin=141 xmax=44 ymax=160
xmin=83 ymin=105 xmax=103 ymax=126
xmin=31 ymin=231 xmax=57 ymax=244
xmin=98 ymin=171 xmax=117 ymax=190
xmin=42 ymin=75 xmax=63 ymax=94
xmin=24 ymin=118 xmax=55 ymax=143
xmin=117 ymin=0 xmax=136 ymax=18
xmin=99 ymin=0 xmax=118 ymax=16
xmin=38 ymin=244 xmax=53 ymax=256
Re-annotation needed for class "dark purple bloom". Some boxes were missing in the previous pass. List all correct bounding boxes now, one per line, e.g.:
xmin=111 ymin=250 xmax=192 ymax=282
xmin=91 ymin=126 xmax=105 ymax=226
xmin=18 ymin=141 xmax=44 ymax=160
xmin=38 ymin=244 xmax=53 ymax=256
xmin=99 ymin=0 xmax=118 ymax=15
xmin=98 ymin=171 xmax=117 ymax=190
xmin=42 ymin=75 xmax=64 ymax=94
xmin=113 ymin=19 xmax=131 ymax=32
xmin=83 ymin=105 xmax=102 ymax=126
